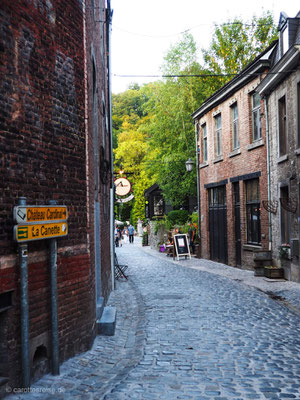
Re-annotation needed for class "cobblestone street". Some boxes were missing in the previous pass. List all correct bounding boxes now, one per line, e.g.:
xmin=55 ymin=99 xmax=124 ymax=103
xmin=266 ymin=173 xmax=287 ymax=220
xmin=5 ymin=239 xmax=300 ymax=400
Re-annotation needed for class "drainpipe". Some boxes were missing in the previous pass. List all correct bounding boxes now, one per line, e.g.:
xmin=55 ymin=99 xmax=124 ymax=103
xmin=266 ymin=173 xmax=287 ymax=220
xmin=264 ymin=97 xmax=272 ymax=251
xmin=195 ymin=122 xmax=201 ymax=258
xmin=48 ymin=200 xmax=59 ymax=375
xmin=18 ymin=197 xmax=30 ymax=387
xmin=106 ymin=0 xmax=115 ymax=290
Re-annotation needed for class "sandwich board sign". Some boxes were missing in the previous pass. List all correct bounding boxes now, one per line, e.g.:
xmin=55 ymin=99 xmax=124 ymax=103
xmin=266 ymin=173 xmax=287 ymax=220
xmin=174 ymin=234 xmax=191 ymax=260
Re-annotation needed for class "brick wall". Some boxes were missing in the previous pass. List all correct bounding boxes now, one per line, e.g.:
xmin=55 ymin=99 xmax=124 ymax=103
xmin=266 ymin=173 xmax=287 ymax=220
xmin=197 ymin=77 xmax=269 ymax=269
xmin=0 ymin=0 xmax=112 ymax=391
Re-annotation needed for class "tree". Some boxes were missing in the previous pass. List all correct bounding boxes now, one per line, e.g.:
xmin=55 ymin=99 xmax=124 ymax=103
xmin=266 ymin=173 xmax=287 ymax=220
xmin=144 ymin=34 xmax=206 ymax=207
xmin=202 ymin=12 xmax=278 ymax=85
xmin=112 ymin=85 xmax=149 ymax=148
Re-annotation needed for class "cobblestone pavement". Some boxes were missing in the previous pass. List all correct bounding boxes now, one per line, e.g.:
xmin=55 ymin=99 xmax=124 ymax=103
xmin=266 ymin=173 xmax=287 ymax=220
xmin=5 ymin=239 xmax=300 ymax=399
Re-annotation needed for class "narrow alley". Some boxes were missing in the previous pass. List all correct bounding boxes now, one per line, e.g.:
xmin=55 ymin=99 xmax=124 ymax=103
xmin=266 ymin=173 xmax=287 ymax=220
xmin=5 ymin=239 xmax=300 ymax=400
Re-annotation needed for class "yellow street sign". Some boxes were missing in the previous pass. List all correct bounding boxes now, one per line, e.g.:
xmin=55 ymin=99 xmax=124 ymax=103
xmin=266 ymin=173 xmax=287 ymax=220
xmin=14 ymin=206 xmax=68 ymax=224
xmin=14 ymin=222 xmax=68 ymax=243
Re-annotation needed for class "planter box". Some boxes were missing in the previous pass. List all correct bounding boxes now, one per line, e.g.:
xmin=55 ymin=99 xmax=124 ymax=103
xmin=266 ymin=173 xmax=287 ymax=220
xmin=264 ymin=267 xmax=284 ymax=279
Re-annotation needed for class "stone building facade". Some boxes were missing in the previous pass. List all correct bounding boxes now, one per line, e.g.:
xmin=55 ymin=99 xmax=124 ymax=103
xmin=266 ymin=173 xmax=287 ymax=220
xmin=257 ymin=12 xmax=300 ymax=282
xmin=0 ymin=0 xmax=113 ymax=393
xmin=192 ymin=43 xmax=277 ymax=269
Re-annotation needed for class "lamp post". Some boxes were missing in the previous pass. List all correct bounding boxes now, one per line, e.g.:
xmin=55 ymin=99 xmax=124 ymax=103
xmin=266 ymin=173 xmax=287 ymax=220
xmin=185 ymin=125 xmax=201 ymax=258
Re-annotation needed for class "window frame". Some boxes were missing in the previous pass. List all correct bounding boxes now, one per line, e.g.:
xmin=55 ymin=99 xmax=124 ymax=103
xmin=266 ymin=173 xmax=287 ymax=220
xmin=231 ymin=103 xmax=239 ymax=150
xmin=214 ymin=114 xmax=222 ymax=157
xmin=251 ymin=93 xmax=261 ymax=142
xmin=280 ymin=185 xmax=290 ymax=245
xmin=201 ymin=123 xmax=208 ymax=163
xmin=278 ymin=95 xmax=287 ymax=157
xmin=245 ymin=178 xmax=261 ymax=245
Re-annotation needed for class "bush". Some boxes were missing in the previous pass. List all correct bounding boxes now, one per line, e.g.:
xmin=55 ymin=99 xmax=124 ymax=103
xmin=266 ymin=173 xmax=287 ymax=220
xmin=167 ymin=210 xmax=189 ymax=227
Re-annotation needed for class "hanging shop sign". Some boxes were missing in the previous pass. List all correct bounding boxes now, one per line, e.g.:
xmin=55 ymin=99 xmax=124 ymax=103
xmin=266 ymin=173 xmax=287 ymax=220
xmin=114 ymin=177 xmax=131 ymax=196
xmin=116 ymin=193 xmax=135 ymax=204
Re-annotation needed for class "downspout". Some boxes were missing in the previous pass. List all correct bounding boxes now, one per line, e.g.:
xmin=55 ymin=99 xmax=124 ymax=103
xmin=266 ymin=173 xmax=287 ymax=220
xmin=106 ymin=0 xmax=115 ymax=290
xmin=195 ymin=122 xmax=201 ymax=258
xmin=264 ymin=97 xmax=272 ymax=251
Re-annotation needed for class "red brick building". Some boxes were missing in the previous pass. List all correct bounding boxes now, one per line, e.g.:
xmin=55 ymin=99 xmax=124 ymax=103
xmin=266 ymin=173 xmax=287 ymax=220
xmin=0 ymin=0 xmax=113 ymax=392
xmin=192 ymin=43 xmax=277 ymax=269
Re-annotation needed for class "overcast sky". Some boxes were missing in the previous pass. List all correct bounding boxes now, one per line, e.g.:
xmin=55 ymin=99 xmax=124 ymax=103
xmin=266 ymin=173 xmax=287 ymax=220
xmin=110 ymin=0 xmax=299 ymax=94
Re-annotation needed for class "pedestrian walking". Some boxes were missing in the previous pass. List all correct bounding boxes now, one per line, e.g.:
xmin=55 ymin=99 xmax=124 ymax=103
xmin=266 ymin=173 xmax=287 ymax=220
xmin=118 ymin=227 xmax=123 ymax=247
xmin=123 ymin=227 xmax=129 ymax=243
xmin=128 ymin=224 xmax=135 ymax=243
xmin=115 ymin=226 xmax=119 ymax=247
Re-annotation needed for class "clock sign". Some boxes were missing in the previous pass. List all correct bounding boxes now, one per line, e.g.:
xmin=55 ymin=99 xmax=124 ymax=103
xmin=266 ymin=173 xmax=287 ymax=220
xmin=114 ymin=177 xmax=131 ymax=196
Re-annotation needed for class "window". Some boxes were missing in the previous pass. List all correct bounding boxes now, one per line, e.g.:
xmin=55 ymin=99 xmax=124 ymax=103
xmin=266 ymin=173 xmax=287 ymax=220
xmin=214 ymin=114 xmax=222 ymax=157
xmin=201 ymin=124 xmax=208 ymax=162
xmin=252 ymin=93 xmax=261 ymax=141
xmin=231 ymin=103 xmax=239 ymax=150
xmin=282 ymin=26 xmax=289 ymax=55
xmin=280 ymin=186 xmax=290 ymax=245
xmin=245 ymin=179 xmax=261 ymax=245
xmin=153 ymin=195 xmax=164 ymax=216
xmin=208 ymin=185 xmax=226 ymax=206
xmin=297 ymin=82 xmax=300 ymax=148
xmin=278 ymin=95 xmax=287 ymax=156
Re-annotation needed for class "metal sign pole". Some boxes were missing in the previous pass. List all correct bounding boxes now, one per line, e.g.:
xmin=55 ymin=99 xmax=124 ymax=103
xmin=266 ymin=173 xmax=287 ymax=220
xmin=48 ymin=200 xmax=60 ymax=375
xmin=18 ymin=197 xmax=30 ymax=388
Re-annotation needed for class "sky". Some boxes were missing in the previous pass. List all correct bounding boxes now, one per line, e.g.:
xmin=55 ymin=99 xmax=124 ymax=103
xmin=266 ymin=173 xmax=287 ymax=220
xmin=110 ymin=0 xmax=299 ymax=94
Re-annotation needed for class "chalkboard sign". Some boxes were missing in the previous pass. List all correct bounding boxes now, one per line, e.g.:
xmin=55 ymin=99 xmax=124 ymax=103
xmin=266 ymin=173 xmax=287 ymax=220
xmin=174 ymin=234 xmax=191 ymax=260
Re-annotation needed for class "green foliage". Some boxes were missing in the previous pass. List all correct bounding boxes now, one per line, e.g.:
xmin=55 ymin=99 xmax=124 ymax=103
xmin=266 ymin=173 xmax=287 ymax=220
xmin=167 ymin=210 xmax=189 ymax=227
xmin=202 ymin=12 xmax=278 ymax=85
xmin=153 ymin=215 xmax=171 ymax=235
xmin=112 ymin=12 xmax=278 ymax=222
xmin=144 ymin=34 xmax=208 ymax=207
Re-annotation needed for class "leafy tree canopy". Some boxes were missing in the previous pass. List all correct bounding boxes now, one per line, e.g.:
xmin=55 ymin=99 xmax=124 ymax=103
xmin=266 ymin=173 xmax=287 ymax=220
xmin=112 ymin=12 xmax=278 ymax=222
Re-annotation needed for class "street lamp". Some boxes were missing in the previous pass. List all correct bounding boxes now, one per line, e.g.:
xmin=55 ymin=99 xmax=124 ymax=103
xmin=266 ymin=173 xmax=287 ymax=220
xmin=185 ymin=158 xmax=194 ymax=172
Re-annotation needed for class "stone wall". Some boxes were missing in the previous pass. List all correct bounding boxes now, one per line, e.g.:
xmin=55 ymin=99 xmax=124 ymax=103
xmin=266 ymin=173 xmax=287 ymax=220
xmin=267 ymin=70 xmax=300 ymax=282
